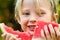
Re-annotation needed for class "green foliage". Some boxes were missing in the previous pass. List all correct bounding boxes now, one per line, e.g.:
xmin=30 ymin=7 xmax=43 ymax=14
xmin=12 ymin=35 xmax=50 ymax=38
xmin=57 ymin=5 xmax=60 ymax=23
xmin=0 ymin=35 xmax=2 ymax=40
xmin=58 ymin=9 xmax=60 ymax=23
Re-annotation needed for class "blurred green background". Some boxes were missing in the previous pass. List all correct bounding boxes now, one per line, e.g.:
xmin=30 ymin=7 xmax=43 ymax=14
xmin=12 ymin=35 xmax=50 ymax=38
xmin=0 ymin=0 xmax=21 ymax=40
xmin=0 ymin=0 xmax=60 ymax=40
xmin=0 ymin=0 xmax=22 ymax=31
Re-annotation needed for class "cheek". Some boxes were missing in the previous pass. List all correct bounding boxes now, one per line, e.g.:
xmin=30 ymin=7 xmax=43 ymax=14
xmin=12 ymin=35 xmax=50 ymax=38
xmin=20 ymin=17 xmax=28 ymax=31
xmin=38 ymin=14 xmax=52 ymax=22
xmin=20 ymin=17 xmax=28 ymax=25
xmin=20 ymin=15 xmax=30 ymax=24
xmin=44 ymin=15 xmax=52 ymax=22
xmin=21 ymin=20 xmax=28 ymax=26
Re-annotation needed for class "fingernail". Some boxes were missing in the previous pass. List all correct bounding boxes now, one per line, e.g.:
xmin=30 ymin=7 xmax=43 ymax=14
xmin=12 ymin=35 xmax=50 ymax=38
xmin=48 ymin=24 xmax=53 ymax=28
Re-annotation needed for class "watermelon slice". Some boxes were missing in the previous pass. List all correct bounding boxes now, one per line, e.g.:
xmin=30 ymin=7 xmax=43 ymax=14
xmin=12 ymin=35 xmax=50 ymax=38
xmin=0 ymin=23 xmax=31 ymax=40
xmin=33 ymin=21 xmax=58 ymax=38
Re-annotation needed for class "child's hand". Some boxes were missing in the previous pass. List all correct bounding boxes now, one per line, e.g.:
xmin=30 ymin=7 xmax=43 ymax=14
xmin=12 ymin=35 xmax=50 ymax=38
xmin=42 ymin=24 xmax=57 ymax=40
xmin=32 ymin=24 xmax=57 ymax=40
xmin=2 ymin=33 xmax=21 ymax=40
xmin=40 ymin=24 xmax=57 ymax=40
xmin=54 ymin=24 xmax=60 ymax=40
xmin=41 ymin=24 xmax=57 ymax=40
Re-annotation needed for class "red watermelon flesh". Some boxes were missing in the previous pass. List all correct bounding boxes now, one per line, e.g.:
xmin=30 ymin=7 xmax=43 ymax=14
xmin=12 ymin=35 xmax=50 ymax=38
xmin=33 ymin=21 xmax=58 ymax=38
xmin=0 ymin=23 xmax=31 ymax=40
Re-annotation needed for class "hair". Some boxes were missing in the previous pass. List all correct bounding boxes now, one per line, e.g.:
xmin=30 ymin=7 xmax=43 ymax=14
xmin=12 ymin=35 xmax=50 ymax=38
xmin=15 ymin=0 xmax=57 ymax=22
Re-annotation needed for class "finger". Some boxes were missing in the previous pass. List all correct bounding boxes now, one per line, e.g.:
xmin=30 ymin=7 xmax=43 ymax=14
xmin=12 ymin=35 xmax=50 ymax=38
xmin=18 ymin=38 xmax=21 ymax=40
xmin=54 ymin=27 xmax=60 ymax=36
xmin=58 ymin=24 xmax=60 ymax=31
xmin=15 ymin=35 xmax=18 ymax=37
xmin=9 ymin=36 xmax=14 ymax=40
xmin=1 ymin=33 xmax=6 ymax=37
xmin=32 ymin=38 xmax=41 ymax=40
xmin=6 ymin=33 xmax=11 ymax=40
xmin=54 ymin=27 xmax=60 ymax=40
xmin=9 ymin=35 xmax=18 ymax=40
xmin=41 ymin=29 xmax=46 ymax=40
xmin=1 ymin=33 xmax=7 ymax=40
xmin=44 ymin=25 xmax=51 ymax=40
xmin=48 ymin=24 xmax=56 ymax=40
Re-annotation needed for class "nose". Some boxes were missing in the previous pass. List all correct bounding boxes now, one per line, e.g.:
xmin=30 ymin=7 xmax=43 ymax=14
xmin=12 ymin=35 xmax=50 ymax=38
xmin=29 ymin=16 xmax=37 ymax=23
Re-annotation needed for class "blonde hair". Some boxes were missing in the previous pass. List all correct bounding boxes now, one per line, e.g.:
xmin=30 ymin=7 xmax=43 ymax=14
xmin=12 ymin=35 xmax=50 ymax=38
xmin=15 ymin=0 xmax=22 ymax=21
xmin=15 ymin=0 xmax=57 ymax=22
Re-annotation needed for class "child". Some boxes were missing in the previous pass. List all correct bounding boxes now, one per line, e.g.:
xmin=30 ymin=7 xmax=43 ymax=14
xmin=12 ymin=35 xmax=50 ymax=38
xmin=2 ymin=0 xmax=60 ymax=40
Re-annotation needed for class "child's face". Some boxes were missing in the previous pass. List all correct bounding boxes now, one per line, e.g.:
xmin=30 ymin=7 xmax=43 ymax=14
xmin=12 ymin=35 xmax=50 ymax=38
xmin=18 ymin=0 xmax=55 ymax=35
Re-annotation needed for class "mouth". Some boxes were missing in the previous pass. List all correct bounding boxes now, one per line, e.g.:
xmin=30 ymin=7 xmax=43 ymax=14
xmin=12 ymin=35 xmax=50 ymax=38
xmin=27 ymin=25 xmax=36 ymax=32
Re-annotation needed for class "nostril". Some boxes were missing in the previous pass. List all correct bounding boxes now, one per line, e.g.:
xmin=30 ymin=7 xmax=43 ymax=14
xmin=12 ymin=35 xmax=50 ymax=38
xmin=30 ymin=20 xmax=36 ymax=23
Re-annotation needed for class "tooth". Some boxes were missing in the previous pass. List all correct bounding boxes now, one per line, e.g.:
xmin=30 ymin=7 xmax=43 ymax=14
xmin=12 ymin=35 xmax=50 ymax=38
xmin=36 ymin=26 xmax=38 ymax=28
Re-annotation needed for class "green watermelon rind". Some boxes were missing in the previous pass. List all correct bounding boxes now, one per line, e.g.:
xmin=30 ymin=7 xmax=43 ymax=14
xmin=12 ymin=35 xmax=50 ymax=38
xmin=0 ymin=23 xmax=7 ymax=34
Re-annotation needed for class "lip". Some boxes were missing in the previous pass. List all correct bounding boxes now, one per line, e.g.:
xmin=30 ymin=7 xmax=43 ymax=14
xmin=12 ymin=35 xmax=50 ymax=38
xmin=27 ymin=24 xmax=36 ymax=31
